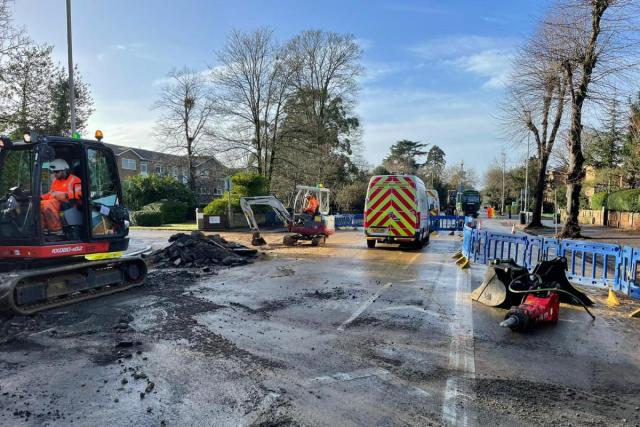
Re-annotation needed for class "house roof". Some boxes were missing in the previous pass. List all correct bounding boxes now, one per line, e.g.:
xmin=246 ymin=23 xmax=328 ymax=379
xmin=104 ymin=142 xmax=228 ymax=171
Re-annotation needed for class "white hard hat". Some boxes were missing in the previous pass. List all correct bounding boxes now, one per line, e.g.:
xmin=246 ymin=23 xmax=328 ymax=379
xmin=49 ymin=159 xmax=69 ymax=172
xmin=304 ymin=192 xmax=312 ymax=198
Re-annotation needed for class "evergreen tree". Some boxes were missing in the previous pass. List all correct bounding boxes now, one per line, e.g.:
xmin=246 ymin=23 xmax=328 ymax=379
xmin=382 ymin=140 xmax=428 ymax=174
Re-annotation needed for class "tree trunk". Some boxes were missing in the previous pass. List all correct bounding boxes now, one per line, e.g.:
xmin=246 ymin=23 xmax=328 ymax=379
xmin=527 ymin=153 xmax=549 ymax=229
xmin=560 ymin=107 xmax=585 ymax=238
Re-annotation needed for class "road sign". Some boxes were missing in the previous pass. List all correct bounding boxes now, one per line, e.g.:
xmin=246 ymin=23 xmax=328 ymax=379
xmin=224 ymin=176 xmax=232 ymax=192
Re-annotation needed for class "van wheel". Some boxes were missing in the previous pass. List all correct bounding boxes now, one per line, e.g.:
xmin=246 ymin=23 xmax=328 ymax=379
xmin=424 ymin=230 xmax=430 ymax=244
xmin=367 ymin=240 xmax=376 ymax=248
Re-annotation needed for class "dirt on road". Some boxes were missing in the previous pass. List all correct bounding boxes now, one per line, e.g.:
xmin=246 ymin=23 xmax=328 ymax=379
xmin=1 ymin=230 xmax=640 ymax=426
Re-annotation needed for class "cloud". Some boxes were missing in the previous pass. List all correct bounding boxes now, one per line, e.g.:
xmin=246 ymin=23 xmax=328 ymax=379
xmin=408 ymin=35 xmax=516 ymax=90
xmin=151 ymin=68 xmax=214 ymax=87
xmin=409 ymin=35 xmax=514 ymax=60
xmin=360 ymin=61 xmax=402 ymax=83
xmin=356 ymin=87 xmax=503 ymax=172
xmin=96 ymin=42 xmax=150 ymax=62
xmin=449 ymin=49 xmax=514 ymax=89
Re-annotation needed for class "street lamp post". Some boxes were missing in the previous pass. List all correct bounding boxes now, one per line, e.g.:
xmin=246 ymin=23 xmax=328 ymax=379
xmin=66 ymin=0 xmax=77 ymax=135
xmin=501 ymin=149 xmax=506 ymax=215
xmin=524 ymin=132 xmax=530 ymax=220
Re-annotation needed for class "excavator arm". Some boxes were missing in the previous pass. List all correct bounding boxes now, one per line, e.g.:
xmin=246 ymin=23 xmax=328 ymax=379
xmin=240 ymin=196 xmax=293 ymax=245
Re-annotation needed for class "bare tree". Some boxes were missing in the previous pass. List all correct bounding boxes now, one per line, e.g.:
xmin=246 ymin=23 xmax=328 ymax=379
xmin=551 ymin=0 xmax=638 ymax=237
xmin=502 ymin=19 xmax=568 ymax=228
xmin=0 ymin=0 xmax=26 ymax=67
xmin=211 ymin=27 xmax=290 ymax=185
xmin=153 ymin=68 xmax=215 ymax=192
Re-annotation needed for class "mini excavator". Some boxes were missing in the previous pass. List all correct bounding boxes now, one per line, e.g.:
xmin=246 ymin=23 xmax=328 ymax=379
xmin=240 ymin=185 xmax=335 ymax=246
xmin=0 ymin=132 xmax=146 ymax=315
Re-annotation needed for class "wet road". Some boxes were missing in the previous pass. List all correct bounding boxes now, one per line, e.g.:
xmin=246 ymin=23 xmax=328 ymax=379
xmin=1 ymin=229 xmax=640 ymax=426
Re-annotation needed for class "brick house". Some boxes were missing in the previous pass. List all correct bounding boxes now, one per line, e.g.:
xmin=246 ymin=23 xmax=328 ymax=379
xmin=104 ymin=143 xmax=229 ymax=206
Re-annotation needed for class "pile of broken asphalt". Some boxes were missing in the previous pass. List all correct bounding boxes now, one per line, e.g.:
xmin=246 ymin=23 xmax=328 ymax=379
xmin=147 ymin=231 xmax=258 ymax=269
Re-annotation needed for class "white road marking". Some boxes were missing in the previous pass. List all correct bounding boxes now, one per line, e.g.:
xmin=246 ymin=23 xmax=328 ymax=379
xmin=442 ymin=267 xmax=476 ymax=426
xmin=337 ymin=282 xmax=393 ymax=331
xmin=337 ymin=251 xmax=423 ymax=331
xmin=310 ymin=367 xmax=431 ymax=397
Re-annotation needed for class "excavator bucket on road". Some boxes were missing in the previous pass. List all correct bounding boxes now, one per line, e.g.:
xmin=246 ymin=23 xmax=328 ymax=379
xmin=471 ymin=257 xmax=593 ymax=308
xmin=471 ymin=259 xmax=528 ymax=307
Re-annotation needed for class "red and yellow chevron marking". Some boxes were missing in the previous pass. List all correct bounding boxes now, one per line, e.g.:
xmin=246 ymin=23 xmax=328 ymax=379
xmin=365 ymin=176 xmax=417 ymax=237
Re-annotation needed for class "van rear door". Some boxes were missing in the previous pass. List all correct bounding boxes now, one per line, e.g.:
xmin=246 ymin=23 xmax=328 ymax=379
xmin=365 ymin=176 xmax=417 ymax=238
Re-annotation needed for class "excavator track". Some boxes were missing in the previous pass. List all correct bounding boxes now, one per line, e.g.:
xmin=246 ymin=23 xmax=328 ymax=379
xmin=0 ymin=256 xmax=147 ymax=316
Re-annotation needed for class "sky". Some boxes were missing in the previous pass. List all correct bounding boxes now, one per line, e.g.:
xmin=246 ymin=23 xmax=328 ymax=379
xmin=12 ymin=0 xmax=554 ymax=178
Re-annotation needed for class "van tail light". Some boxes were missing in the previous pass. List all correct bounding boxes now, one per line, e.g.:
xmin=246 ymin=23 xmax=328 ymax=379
xmin=415 ymin=211 xmax=420 ymax=228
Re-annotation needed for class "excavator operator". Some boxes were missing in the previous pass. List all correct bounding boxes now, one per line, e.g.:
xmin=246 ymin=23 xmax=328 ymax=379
xmin=40 ymin=159 xmax=82 ymax=232
xmin=303 ymin=192 xmax=319 ymax=216
xmin=298 ymin=192 xmax=319 ymax=225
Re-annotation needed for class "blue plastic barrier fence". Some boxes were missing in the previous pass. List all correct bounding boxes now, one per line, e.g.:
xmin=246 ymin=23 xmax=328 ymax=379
xmin=484 ymin=232 xmax=529 ymax=266
xmin=620 ymin=247 xmax=640 ymax=298
xmin=334 ymin=214 xmax=364 ymax=229
xmin=431 ymin=215 xmax=465 ymax=232
xmin=558 ymin=240 xmax=621 ymax=288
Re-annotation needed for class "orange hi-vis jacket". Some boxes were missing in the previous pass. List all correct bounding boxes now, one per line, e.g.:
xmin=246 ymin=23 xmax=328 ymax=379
xmin=304 ymin=197 xmax=319 ymax=215
xmin=42 ymin=174 xmax=82 ymax=202
xmin=40 ymin=174 xmax=82 ymax=231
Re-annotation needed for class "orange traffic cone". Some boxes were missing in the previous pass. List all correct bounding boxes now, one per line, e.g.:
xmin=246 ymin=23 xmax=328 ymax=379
xmin=511 ymin=224 xmax=516 ymax=235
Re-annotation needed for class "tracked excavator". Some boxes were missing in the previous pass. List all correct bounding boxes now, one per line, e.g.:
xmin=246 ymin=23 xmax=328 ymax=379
xmin=0 ymin=132 xmax=147 ymax=315
xmin=240 ymin=185 xmax=335 ymax=246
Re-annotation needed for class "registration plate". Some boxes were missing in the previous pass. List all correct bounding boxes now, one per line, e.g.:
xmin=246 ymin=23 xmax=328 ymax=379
xmin=368 ymin=227 xmax=388 ymax=234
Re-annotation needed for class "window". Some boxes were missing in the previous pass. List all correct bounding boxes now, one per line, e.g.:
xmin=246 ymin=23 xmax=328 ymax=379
xmin=215 ymin=188 xmax=223 ymax=195
xmin=140 ymin=162 xmax=148 ymax=176
xmin=155 ymin=165 xmax=164 ymax=175
xmin=199 ymin=169 xmax=210 ymax=177
xmin=122 ymin=158 xmax=136 ymax=170
xmin=88 ymin=148 xmax=121 ymax=237
xmin=199 ymin=187 xmax=210 ymax=195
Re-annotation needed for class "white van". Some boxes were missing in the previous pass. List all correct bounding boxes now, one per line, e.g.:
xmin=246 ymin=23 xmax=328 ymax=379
xmin=364 ymin=175 xmax=431 ymax=248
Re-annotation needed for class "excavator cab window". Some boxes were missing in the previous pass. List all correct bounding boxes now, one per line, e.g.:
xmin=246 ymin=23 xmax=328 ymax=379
xmin=40 ymin=144 xmax=85 ymax=242
xmin=87 ymin=147 xmax=122 ymax=237
xmin=0 ymin=147 xmax=36 ymax=239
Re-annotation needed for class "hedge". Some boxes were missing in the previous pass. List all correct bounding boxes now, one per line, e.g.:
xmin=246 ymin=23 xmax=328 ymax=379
xmin=606 ymin=189 xmax=640 ymax=213
xmin=591 ymin=191 xmax=608 ymax=210
xmin=131 ymin=210 xmax=164 ymax=226
xmin=143 ymin=200 xmax=189 ymax=223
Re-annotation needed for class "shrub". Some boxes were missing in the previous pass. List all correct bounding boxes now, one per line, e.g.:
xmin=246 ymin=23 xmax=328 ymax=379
xmin=123 ymin=174 xmax=195 ymax=211
xmin=591 ymin=191 xmax=609 ymax=210
xmin=606 ymin=189 xmax=640 ymax=212
xmin=203 ymin=172 xmax=269 ymax=215
xmin=203 ymin=193 xmax=240 ymax=215
xmin=143 ymin=200 xmax=189 ymax=223
xmin=130 ymin=210 xmax=164 ymax=226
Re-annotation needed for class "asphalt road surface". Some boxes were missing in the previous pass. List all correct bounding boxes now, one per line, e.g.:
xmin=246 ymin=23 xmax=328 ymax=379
xmin=1 ymin=227 xmax=640 ymax=426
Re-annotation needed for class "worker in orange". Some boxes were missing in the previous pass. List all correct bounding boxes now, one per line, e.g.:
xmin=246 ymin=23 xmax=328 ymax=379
xmin=303 ymin=192 xmax=319 ymax=216
xmin=298 ymin=192 xmax=319 ymax=224
xmin=40 ymin=159 xmax=82 ymax=232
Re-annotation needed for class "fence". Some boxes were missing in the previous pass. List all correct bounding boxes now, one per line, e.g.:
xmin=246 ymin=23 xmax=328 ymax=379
xmin=334 ymin=214 xmax=364 ymax=228
xmin=462 ymin=227 xmax=640 ymax=299
xmin=335 ymin=214 xmax=466 ymax=231
xmin=431 ymin=215 xmax=465 ymax=231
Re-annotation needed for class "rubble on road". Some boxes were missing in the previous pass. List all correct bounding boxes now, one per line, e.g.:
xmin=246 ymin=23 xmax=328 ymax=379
xmin=148 ymin=231 xmax=258 ymax=269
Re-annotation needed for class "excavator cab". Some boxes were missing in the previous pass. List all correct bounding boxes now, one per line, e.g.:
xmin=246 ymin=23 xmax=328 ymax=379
xmin=0 ymin=134 xmax=129 ymax=247
xmin=0 ymin=134 xmax=146 ymax=315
